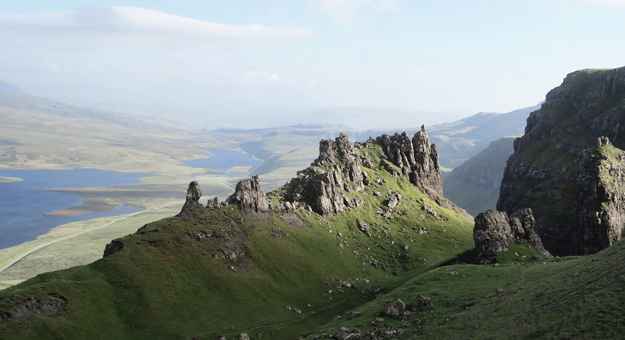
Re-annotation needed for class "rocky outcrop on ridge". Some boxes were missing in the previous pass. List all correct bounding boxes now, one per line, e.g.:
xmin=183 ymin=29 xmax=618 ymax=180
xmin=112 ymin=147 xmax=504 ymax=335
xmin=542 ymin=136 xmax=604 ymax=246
xmin=377 ymin=126 xmax=442 ymax=200
xmin=224 ymin=175 xmax=271 ymax=213
xmin=473 ymin=208 xmax=550 ymax=264
xmin=498 ymin=67 xmax=625 ymax=255
xmin=177 ymin=181 xmax=206 ymax=220
xmin=285 ymin=132 xmax=367 ymax=215
xmin=201 ymin=130 xmax=471 ymax=222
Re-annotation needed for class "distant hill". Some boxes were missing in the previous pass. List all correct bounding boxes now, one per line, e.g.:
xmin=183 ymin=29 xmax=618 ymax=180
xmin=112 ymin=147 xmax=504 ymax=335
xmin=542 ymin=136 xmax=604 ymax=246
xmin=427 ymin=103 xmax=541 ymax=168
xmin=0 ymin=80 xmax=23 ymax=94
xmin=354 ymin=103 xmax=541 ymax=168
xmin=442 ymin=137 xmax=516 ymax=216
xmin=297 ymin=106 xmax=469 ymax=130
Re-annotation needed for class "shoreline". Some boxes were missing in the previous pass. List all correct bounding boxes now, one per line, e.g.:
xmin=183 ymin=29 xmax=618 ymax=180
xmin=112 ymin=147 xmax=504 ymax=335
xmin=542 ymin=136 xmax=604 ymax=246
xmin=44 ymin=203 xmax=118 ymax=217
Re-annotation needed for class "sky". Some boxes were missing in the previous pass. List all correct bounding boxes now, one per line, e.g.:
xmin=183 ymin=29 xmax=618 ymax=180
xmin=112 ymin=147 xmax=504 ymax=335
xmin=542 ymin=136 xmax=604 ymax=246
xmin=1 ymin=0 xmax=625 ymax=128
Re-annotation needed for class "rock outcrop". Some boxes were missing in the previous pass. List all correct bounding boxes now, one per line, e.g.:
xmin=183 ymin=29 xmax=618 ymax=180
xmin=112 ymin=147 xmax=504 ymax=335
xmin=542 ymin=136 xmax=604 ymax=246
xmin=177 ymin=181 xmax=206 ymax=220
xmin=198 ymin=130 xmax=471 ymax=222
xmin=224 ymin=175 xmax=271 ymax=212
xmin=473 ymin=208 xmax=550 ymax=264
xmin=273 ymin=129 xmax=472 ymax=220
xmin=103 ymin=240 xmax=123 ymax=258
xmin=378 ymin=126 xmax=442 ymax=199
xmin=575 ymin=141 xmax=625 ymax=254
xmin=284 ymin=133 xmax=367 ymax=215
xmin=498 ymin=66 xmax=625 ymax=255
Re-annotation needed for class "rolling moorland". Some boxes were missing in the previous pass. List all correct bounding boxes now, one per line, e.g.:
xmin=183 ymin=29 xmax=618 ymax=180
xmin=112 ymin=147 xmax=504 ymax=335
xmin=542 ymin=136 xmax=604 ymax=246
xmin=2 ymin=67 xmax=625 ymax=339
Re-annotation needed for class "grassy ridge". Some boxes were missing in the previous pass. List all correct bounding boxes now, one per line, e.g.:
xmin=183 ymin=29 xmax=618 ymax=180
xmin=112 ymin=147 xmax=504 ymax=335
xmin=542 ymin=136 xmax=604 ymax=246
xmin=0 ymin=140 xmax=475 ymax=339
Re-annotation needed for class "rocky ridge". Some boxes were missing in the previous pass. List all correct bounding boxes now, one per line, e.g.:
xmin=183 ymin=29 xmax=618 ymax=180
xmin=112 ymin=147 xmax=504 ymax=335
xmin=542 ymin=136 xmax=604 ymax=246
xmin=201 ymin=128 xmax=472 ymax=222
xmin=498 ymin=66 xmax=625 ymax=256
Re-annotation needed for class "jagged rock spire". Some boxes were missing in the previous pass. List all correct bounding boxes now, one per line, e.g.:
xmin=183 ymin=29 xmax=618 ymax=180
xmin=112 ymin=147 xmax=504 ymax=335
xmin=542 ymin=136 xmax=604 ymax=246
xmin=225 ymin=175 xmax=271 ymax=212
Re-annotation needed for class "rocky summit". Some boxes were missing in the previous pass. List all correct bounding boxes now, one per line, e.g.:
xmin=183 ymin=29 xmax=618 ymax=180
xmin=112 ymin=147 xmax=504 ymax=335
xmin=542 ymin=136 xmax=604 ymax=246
xmin=498 ymin=66 xmax=625 ymax=256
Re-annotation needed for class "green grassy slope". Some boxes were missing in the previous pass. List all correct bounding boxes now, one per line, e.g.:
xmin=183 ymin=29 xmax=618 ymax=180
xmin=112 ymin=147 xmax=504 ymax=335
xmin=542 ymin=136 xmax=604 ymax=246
xmin=308 ymin=239 xmax=625 ymax=340
xmin=0 ymin=140 xmax=474 ymax=339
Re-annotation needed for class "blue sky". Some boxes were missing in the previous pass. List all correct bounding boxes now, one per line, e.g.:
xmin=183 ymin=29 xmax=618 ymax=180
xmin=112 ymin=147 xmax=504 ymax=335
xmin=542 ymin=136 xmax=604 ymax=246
xmin=1 ymin=0 xmax=625 ymax=127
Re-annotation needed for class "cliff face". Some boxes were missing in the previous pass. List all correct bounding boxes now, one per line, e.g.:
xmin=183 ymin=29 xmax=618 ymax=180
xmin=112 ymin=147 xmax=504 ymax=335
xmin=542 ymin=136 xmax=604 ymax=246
xmin=498 ymin=67 xmax=625 ymax=255
xmin=575 ymin=141 xmax=625 ymax=254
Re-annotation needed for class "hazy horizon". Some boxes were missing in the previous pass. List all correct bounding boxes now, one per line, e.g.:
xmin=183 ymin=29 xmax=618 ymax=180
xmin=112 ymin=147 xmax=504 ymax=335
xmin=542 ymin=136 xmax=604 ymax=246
xmin=1 ymin=1 xmax=624 ymax=128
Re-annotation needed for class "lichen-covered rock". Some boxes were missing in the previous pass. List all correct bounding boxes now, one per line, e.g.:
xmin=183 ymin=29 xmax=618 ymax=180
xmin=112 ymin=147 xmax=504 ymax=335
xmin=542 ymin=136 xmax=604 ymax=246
xmin=473 ymin=208 xmax=550 ymax=264
xmin=498 ymin=67 xmax=625 ymax=255
xmin=225 ymin=175 xmax=270 ymax=212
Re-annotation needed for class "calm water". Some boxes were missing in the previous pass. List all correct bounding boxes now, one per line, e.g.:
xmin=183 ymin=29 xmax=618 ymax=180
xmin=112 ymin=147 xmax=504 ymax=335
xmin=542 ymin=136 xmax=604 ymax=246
xmin=0 ymin=169 xmax=150 ymax=250
xmin=183 ymin=148 xmax=262 ymax=175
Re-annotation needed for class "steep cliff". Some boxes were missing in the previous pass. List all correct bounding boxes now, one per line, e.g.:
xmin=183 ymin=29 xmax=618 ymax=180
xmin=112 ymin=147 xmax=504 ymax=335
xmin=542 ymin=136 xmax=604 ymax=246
xmin=498 ymin=66 xmax=625 ymax=255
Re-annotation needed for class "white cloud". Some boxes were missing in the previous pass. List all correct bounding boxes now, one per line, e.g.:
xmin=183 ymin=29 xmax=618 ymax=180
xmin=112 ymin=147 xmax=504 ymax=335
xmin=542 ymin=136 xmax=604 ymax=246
xmin=0 ymin=7 xmax=314 ymax=48
xmin=241 ymin=71 xmax=283 ymax=86
xmin=310 ymin=0 xmax=398 ymax=26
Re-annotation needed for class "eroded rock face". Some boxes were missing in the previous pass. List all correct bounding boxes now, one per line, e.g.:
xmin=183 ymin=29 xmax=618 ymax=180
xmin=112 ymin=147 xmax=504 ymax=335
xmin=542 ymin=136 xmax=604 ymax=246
xmin=284 ymin=133 xmax=368 ymax=216
xmin=378 ymin=127 xmax=442 ymax=200
xmin=225 ymin=175 xmax=270 ymax=212
xmin=575 ymin=142 xmax=625 ymax=254
xmin=277 ymin=130 xmax=471 ymax=221
xmin=473 ymin=208 xmax=550 ymax=264
xmin=498 ymin=67 xmax=625 ymax=255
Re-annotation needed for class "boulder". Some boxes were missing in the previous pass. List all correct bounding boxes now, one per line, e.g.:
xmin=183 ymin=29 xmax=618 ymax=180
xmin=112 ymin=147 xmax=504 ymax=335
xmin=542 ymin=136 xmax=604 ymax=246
xmin=383 ymin=299 xmax=407 ymax=318
xmin=473 ymin=208 xmax=550 ymax=264
xmin=410 ymin=295 xmax=432 ymax=310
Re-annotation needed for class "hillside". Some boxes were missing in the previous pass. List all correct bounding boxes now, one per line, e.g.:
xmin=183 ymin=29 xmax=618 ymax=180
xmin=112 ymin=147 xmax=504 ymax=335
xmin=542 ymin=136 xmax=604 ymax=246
xmin=0 ymin=131 xmax=474 ymax=339
xmin=442 ymin=137 xmax=516 ymax=216
xmin=498 ymin=66 xmax=625 ymax=256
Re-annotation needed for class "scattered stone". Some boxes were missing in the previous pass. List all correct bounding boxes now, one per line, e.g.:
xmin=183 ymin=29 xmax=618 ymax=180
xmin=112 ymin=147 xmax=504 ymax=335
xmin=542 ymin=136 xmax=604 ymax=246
xmin=410 ymin=295 xmax=432 ymax=310
xmin=357 ymin=220 xmax=373 ymax=237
